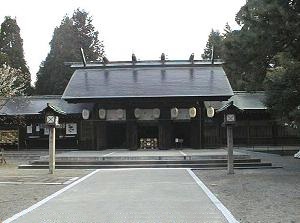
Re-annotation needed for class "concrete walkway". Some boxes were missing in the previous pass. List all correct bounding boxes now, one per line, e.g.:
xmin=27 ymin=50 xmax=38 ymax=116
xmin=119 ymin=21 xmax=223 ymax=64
xmin=4 ymin=169 xmax=238 ymax=223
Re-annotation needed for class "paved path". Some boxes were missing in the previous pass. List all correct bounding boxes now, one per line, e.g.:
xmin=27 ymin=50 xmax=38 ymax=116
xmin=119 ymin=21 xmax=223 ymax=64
xmin=5 ymin=169 xmax=238 ymax=223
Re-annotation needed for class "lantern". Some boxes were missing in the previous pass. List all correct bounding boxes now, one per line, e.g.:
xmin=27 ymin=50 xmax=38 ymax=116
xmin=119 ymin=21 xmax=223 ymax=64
xmin=207 ymin=106 xmax=215 ymax=118
xmin=153 ymin=108 xmax=160 ymax=119
xmin=99 ymin=109 xmax=106 ymax=119
xmin=189 ymin=107 xmax=197 ymax=118
xmin=45 ymin=112 xmax=59 ymax=127
xmin=117 ymin=109 xmax=124 ymax=119
xmin=225 ymin=113 xmax=236 ymax=124
xmin=171 ymin=108 xmax=179 ymax=118
xmin=82 ymin=109 xmax=90 ymax=120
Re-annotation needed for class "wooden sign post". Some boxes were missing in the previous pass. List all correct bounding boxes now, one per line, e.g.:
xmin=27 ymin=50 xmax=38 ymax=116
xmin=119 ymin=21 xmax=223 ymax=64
xmin=45 ymin=112 xmax=59 ymax=174
xmin=224 ymin=113 xmax=236 ymax=174
xmin=49 ymin=127 xmax=56 ymax=174
xmin=40 ymin=103 xmax=65 ymax=174
xmin=227 ymin=125 xmax=234 ymax=174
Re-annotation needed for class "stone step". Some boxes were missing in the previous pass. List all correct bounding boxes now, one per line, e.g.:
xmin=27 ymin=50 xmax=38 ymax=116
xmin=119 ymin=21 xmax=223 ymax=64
xmin=19 ymin=162 xmax=274 ymax=169
xmin=5 ymin=155 xmax=42 ymax=160
xmin=30 ymin=158 xmax=262 ymax=165
xmin=41 ymin=154 xmax=251 ymax=161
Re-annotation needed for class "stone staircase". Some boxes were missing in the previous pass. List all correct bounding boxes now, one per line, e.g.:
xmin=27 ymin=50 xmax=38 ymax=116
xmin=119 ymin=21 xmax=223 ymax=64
xmin=18 ymin=155 xmax=278 ymax=169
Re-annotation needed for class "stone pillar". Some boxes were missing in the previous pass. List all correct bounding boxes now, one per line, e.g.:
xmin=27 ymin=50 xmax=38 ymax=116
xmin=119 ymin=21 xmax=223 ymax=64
xmin=49 ymin=127 xmax=55 ymax=174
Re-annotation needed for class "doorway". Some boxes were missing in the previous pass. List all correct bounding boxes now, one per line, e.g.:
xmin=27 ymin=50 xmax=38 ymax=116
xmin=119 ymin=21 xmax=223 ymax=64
xmin=106 ymin=123 xmax=126 ymax=148
xmin=172 ymin=122 xmax=191 ymax=148
xmin=138 ymin=124 xmax=159 ymax=149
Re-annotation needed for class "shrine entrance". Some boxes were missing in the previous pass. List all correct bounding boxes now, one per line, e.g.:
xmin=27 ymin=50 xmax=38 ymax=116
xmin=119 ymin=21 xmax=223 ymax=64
xmin=107 ymin=123 xmax=127 ymax=148
xmin=137 ymin=124 xmax=159 ymax=149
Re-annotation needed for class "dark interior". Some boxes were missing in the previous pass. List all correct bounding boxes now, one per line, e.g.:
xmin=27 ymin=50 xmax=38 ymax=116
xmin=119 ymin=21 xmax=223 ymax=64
xmin=107 ymin=123 xmax=127 ymax=148
xmin=172 ymin=122 xmax=191 ymax=147
xmin=138 ymin=125 xmax=159 ymax=139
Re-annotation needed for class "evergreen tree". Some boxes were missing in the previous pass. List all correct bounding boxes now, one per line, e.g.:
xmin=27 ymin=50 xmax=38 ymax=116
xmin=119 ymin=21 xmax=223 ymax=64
xmin=0 ymin=52 xmax=10 ymax=65
xmin=0 ymin=16 xmax=31 ymax=93
xmin=221 ymin=0 xmax=300 ymax=91
xmin=221 ymin=0 xmax=300 ymax=124
xmin=35 ymin=9 xmax=104 ymax=95
xmin=201 ymin=29 xmax=223 ymax=60
xmin=264 ymin=52 xmax=300 ymax=127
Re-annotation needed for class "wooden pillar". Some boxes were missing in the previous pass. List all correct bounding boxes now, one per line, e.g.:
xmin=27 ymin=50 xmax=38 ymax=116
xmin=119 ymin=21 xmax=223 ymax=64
xmin=165 ymin=121 xmax=172 ymax=148
xmin=191 ymin=120 xmax=199 ymax=149
xmin=127 ymin=121 xmax=137 ymax=150
xmin=197 ymin=105 xmax=204 ymax=149
xmin=271 ymin=121 xmax=277 ymax=146
xmin=247 ymin=120 xmax=250 ymax=146
xmin=227 ymin=125 xmax=234 ymax=174
xmin=96 ymin=121 xmax=106 ymax=150
xmin=159 ymin=122 xmax=164 ymax=149
xmin=49 ymin=127 xmax=55 ymax=174
xmin=159 ymin=121 xmax=171 ymax=149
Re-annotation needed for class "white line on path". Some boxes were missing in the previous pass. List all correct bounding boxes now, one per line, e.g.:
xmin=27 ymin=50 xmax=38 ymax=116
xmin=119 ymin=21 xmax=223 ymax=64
xmin=3 ymin=170 xmax=100 ymax=223
xmin=63 ymin=177 xmax=79 ymax=185
xmin=0 ymin=182 xmax=64 ymax=185
xmin=103 ymin=152 xmax=115 ymax=157
xmin=187 ymin=169 xmax=240 ymax=223
xmin=179 ymin=151 xmax=187 ymax=156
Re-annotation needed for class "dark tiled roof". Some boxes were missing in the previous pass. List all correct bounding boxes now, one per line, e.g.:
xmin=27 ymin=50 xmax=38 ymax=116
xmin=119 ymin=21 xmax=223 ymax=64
xmin=0 ymin=96 xmax=93 ymax=116
xmin=0 ymin=92 xmax=266 ymax=116
xmin=230 ymin=92 xmax=266 ymax=110
xmin=62 ymin=64 xmax=233 ymax=100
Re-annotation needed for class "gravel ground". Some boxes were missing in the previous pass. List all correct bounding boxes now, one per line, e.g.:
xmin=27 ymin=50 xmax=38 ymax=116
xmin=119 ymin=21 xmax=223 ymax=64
xmin=0 ymin=162 xmax=92 ymax=222
xmin=1 ymin=150 xmax=299 ymax=223
xmin=193 ymin=150 xmax=300 ymax=223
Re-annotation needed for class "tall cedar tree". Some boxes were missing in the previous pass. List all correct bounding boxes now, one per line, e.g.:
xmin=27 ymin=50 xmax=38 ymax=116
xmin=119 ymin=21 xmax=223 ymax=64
xmin=263 ymin=0 xmax=300 ymax=126
xmin=201 ymin=29 xmax=223 ymax=60
xmin=221 ymin=0 xmax=299 ymax=125
xmin=35 ymin=9 xmax=104 ymax=95
xmin=222 ymin=0 xmax=300 ymax=91
xmin=0 ymin=16 xmax=31 ymax=93
xmin=201 ymin=26 xmax=242 ymax=90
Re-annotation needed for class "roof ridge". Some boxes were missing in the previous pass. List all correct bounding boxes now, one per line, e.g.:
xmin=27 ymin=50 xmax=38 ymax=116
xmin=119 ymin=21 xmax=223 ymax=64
xmin=0 ymin=95 xmax=62 ymax=100
xmin=233 ymin=91 xmax=265 ymax=94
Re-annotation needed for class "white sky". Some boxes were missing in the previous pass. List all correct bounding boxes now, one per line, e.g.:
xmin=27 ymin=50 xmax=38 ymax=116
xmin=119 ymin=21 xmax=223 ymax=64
xmin=0 ymin=0 xmax=245 ymax=85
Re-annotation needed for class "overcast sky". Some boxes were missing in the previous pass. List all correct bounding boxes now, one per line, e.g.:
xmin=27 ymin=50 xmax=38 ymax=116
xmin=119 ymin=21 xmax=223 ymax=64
xmin=0 ymin=0 xmax=245 ymax=85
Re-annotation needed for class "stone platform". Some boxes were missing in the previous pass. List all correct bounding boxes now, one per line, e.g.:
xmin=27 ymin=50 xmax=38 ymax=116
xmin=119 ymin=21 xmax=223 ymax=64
xmin=17 ymin=149 xmax=279 ymax=169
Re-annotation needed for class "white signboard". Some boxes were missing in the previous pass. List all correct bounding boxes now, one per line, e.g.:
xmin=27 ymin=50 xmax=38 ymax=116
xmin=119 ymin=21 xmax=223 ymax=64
xmin=134 ymin=108 xmax=160 ymax=120
xmin=26 ymin=125 xmax=32 ymax=134
xmin=66 ymin=123 xmax=77 ymax=135
xmin=44 ymin=127 xmax=49 ymax=135
xmin=106 ymin=109 xmax=126 ymax=121
xmin=36 ymin=124 xmax=40 ymax=132
xmin=172 ymin=109 xmax=190 ymax=120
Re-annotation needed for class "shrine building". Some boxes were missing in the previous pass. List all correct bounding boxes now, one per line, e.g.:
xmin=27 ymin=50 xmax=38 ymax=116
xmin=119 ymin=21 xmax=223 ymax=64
xmin=0 ymin=58 xmax=299 ymax=150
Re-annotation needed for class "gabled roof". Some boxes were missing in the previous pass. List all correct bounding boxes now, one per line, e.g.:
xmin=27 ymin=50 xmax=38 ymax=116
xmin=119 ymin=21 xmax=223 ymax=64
xmin=39 ymin=103 xmax=66 ymax=115
xmin=230 ymin=92 xmax=267 ymax=110
xmin=0 ymin=96 xmax=93 ymax=116
xmin=62 ymin=61 xmax=233 ymax=101
xmin=204 ymin=92 xmax=267 ymax=111
xmin=216 ymin=101 xmax=243 ymax=113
